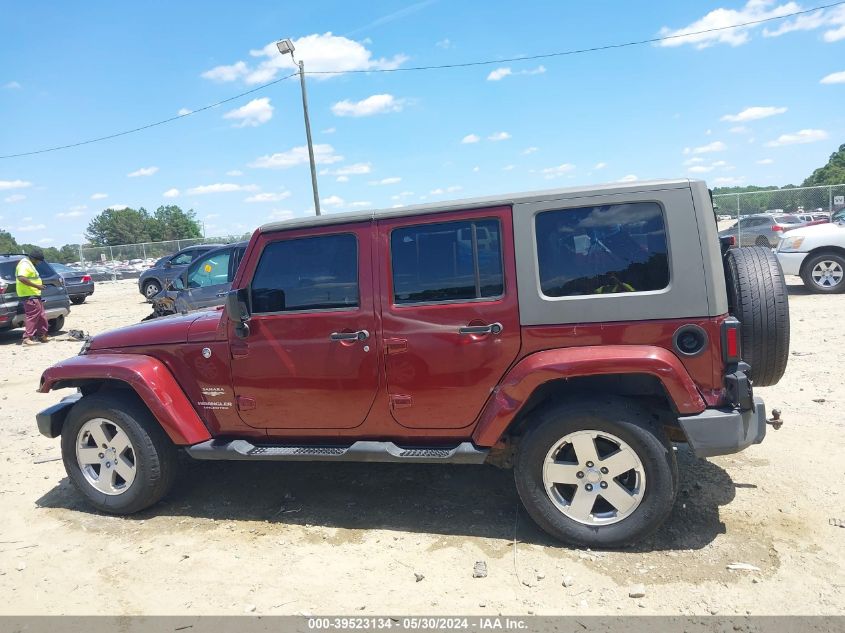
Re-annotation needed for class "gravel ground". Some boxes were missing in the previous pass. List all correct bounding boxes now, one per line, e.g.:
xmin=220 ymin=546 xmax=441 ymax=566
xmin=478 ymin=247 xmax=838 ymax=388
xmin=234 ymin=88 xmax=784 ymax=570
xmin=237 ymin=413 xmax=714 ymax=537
xmin=0 ymin=278 xmax=843 ymax=616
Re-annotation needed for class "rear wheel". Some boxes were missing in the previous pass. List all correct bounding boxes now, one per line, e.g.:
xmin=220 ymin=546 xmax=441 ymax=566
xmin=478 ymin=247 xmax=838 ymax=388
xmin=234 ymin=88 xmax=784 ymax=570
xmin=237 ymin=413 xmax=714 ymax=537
xmin=61 ymin=392 xmax=178 ymax=514
xmin=724 ymin=247 xmax=790 ymax=387
xmin=800 ymin=252 xmax=845 ymax=294
xmin=70 ymin=295 xmax=86 ymax=305
xmin=754 ymin=235 xmax=771 ymax=248
xmin=48 ymin=314 xmax=65 ymax=333
xmin=514 ymin=398 xmax=677 ymax=548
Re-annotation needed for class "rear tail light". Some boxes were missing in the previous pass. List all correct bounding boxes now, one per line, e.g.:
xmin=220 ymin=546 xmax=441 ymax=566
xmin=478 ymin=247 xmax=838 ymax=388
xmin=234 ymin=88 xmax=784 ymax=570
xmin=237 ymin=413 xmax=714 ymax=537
xmin=0 ymin=280 xmax=6 ymax=295
xmin=81 ymin=275 xmax=92 ymax=283
xmin=722 ymin=316 xmax=742 ymax=363
xmin=771 ymin=225 xmax=784 ymax=232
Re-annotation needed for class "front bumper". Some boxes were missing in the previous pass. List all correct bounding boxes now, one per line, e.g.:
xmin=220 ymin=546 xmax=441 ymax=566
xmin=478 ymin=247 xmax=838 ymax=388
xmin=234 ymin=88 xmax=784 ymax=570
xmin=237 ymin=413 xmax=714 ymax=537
xmin=36 ymin=393 xmax=82 ymax=438
xmin=776 ymin=251 xmax=807 ymax=276
xmin=678 ymin=396 xmax=767 ymax=458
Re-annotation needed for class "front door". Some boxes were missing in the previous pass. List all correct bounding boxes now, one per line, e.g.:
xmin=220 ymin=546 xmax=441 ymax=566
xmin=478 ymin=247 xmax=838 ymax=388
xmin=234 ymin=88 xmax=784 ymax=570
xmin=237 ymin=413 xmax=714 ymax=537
xmin=229 ymin=224 xmax=379 ymax=429
xmin=182 ymin=247 xmax=236 ymax=311
xmin=378 ymin=207 xmax=521 ymax=429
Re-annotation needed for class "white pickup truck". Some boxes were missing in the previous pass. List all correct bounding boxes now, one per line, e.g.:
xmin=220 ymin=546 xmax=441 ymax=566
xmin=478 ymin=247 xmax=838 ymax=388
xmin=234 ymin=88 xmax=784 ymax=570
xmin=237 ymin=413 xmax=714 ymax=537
xmin=777 ymin=208 xmax=845 ymax=293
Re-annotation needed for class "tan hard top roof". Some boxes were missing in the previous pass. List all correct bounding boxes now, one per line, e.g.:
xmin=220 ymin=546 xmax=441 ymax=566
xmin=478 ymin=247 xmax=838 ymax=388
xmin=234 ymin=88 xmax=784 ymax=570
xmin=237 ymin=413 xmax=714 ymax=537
xmin=259 ymin=178 xmax=697 ymax=233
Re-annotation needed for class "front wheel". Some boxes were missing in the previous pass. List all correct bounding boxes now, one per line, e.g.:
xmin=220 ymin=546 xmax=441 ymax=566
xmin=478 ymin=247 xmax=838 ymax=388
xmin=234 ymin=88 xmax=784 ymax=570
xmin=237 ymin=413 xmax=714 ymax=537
xmin=801 ymin=252 xmax=845 ymax=294
xmin=60 ymin=392 xmax=178 ymax=514
xmin=514 ymin=398 xmax=677 ymax=548
xmin=48 ymin=314 xmax=65 ymax=333
xmin=143 ymin=280 xmax=161 ymax=300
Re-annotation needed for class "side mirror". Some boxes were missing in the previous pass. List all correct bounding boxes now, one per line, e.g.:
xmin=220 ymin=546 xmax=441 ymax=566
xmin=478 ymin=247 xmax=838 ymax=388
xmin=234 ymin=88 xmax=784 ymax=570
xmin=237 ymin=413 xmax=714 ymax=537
xmin=226 ymin=288 xmax=251 ymax=338
xmin=164 ymin=260 xmax=173 ymax=269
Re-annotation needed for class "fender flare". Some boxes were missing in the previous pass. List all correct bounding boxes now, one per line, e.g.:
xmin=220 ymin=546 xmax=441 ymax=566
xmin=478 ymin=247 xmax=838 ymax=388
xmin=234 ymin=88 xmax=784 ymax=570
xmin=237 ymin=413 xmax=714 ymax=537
xmin=472 ymin=345 xmax=706 ymax=447
xmin=38 ymin=353 xmax=211 ymax=445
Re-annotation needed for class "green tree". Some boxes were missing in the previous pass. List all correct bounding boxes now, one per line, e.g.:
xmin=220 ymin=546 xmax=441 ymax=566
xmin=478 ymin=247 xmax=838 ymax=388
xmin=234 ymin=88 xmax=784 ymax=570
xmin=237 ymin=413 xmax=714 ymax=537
xmin=0 ymin=229 xmax=20 ymax=254
xmin=85 ymin=207 xmax=153 ymax=246
xmin=802 ymin=143 xmax=845 ymax=186
xmin=58 ymin=244 xmax=81 ymax=263
xmin=149 ymin=205 xmax=202 ymax=241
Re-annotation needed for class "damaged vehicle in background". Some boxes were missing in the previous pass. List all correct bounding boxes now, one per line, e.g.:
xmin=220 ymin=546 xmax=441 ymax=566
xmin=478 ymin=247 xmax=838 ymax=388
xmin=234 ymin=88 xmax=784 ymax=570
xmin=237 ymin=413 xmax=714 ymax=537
xmin=145 ymin=242 xmax=247 ymax=319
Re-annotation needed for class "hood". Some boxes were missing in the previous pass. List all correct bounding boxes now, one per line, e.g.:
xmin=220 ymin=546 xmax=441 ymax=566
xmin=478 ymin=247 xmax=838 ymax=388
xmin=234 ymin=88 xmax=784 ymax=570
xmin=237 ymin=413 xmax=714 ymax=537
xmin=89 ymin=310 xmax=223 ymax=351
xmin=783 ymin=221 xmax=844 ymax=238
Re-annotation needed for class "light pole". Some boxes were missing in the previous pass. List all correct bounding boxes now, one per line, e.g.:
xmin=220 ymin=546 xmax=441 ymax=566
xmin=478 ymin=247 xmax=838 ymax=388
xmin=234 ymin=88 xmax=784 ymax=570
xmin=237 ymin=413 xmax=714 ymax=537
xmin=276 ymin=38 xmax=321 ymax=216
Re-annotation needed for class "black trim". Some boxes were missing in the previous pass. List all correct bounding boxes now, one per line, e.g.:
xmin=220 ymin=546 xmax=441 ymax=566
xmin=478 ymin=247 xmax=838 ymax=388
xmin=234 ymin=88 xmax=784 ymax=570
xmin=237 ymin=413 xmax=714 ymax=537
xmin=672 ymin=324 xmax=709 ymax=357
xmin=36 ymin=393 xmax=82 ymax=438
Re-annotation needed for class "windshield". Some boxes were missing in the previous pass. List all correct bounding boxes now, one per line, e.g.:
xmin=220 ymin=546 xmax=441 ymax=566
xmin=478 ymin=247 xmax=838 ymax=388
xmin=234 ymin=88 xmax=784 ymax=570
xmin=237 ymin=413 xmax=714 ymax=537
xmin=775 ymin=215 xmax=801 ymax=224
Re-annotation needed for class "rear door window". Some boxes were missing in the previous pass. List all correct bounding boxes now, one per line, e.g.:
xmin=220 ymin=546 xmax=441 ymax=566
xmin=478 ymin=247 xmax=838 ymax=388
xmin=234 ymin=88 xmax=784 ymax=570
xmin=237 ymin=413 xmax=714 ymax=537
xmin=390 ymin=219 xmax=503 ymax=304
xmin=535 ymin=202 xmax=669 ymax=297
xmin=251 ymin=234 xmax=358 ymax=313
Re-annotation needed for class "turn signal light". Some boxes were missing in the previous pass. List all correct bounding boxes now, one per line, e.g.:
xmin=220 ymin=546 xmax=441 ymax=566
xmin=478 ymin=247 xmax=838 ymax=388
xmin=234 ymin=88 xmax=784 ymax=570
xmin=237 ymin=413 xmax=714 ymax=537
xmin=722 ymin=317 xmax=742 ymax=363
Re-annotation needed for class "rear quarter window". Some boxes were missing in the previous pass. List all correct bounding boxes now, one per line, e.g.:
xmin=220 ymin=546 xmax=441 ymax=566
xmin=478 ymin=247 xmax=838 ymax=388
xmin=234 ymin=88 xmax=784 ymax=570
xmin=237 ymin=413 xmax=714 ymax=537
xmin=535 ymin=202 xmax=669 ymax=297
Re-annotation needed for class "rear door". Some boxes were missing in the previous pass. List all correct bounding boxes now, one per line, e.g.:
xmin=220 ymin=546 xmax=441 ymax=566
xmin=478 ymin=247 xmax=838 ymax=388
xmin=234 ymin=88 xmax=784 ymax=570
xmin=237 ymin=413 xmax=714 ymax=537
xmin=377 ymin=207 xmax=521 ymax=429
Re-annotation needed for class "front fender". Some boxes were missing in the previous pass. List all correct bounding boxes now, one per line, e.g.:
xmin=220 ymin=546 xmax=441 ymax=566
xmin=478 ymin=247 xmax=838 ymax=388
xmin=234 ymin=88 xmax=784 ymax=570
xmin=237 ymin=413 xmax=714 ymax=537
xmin=39 ymin=353 xmax=212 ymax=445
xmin=472 ymin=345 xmax=707 ymax=447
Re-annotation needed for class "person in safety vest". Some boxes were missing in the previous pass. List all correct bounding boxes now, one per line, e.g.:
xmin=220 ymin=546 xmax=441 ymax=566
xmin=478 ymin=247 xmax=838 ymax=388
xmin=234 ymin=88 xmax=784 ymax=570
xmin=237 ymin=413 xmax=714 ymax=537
xmin=15 ymin=248 xmax=49 ymax=346
xmin=594 ymin=274 xmax=635 ymax=294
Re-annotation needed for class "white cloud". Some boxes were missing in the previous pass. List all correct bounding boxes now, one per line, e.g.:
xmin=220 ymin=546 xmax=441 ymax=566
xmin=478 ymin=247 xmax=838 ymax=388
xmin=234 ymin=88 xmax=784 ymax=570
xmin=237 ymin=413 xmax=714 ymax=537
xmin=186 ymin=183 xmax=259 ymax=195
xmin=3 ymin=81 xmax=22 ymax=89
xmin=162 ymin=188 xmax=180 ymax=198
xmin=245 ymin=191 xmax=292 ymax=203
xmin=177 ymin=107 xmax=192 ymax=116
xmin=713 ymin=176 xmax=746 ymax=185
xmin=4 ymin=194 xmax=25 ymax=203
xmin=391 ymin=191 xmax=415 ymax=200
xmin=322 ymin=195 xmax=345 ymax=207
xmin=369 ymin=177 xmax=402 ymax=185
xmin=268 ymin=209 xmax=295 ymax=221
xmin=56 ymin=208 xmax=85 ymax=218
xmin=436 ymin=38 xmax=451 ymax=49
xmin=322 ymin=127 xmax=336 ymax=134
xmin=429 ymin=186 xmax=463 ymax=195
xmin=820 ymin=70 xmax=845 ymax=84
xmin=336 ymin=176 xmax=349 ymax=183
xmin=223 ymin=97 xmax=274 ymax=127
xmin=721 ymin=106 xmax=787 ymax=122
xmin=461 ymin=134 xmax=480 ymax=144
xmin=17 ymin=223 xmax=45 ymax=232
xmin=202 ymin=33 xmax=408 ymax=85
xmin=249 ymin=144 xmax=343 ymax=169
xmin=502 ymin=165 xmax=515 ymax=171
xmin=127 ymin=166 xmax=159 ymax=178
xmin=594 ymin=162 xmax=607 ymax=170
xmin=90 ymin=192 xmax=108 ymax=200
xmin=757 ymin=158 xmax=775 ymax=164
xmin=331 ymin=93 xmax=405 ymax=117
xmin=684 ymin=157 xmax=706 ymax=165
xmin=204 ymin=213 xmax=220 ymax=220
xmin=107 ymin=205 xmax=129 ymax=211
xmin=487 ymin=67 xmax=512 ymax=81
xmin=542 ymin=163 xmax=576 ymax=178
xmin=766 ymin=128 xmax=829 ymax=147
xmin=349 ymin=201 xmax=371 ymax=208
xmin=488 ymin=131 xmax=511 ymax=141
xmin=522 ymin=147 xmax=539 ymax=155
xmin=686 ymin=159 xmax=732 ymax=174
xmin=472 ymin=166 xmax=480 ymax=172
xmin=0 ymin=179 xmax=32 ymax=191
xmin=331 ymin=162 xmax=372 ymax=176
xmin=763 ymin=4 xmax=845 ymax=42
xmin=683 ymin=141 xmax=727 ymax=155
xmin=38 ymin=238 xmax=55 ymax=245
xmin=657 ymin=1 xmax=828 ymax=49
xmin=619 ymin=175 xmax=639 ymax=183
xmin=729 ymin=126 xmax=750 ymax=134
xmin=226 ymin=170 xmax=243 ymax=177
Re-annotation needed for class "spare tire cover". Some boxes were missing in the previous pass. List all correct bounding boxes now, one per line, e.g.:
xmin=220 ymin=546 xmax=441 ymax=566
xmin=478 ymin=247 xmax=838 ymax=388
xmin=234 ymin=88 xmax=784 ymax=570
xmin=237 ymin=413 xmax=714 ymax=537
xmin=724 ymin=246 xmax=790 ymax=387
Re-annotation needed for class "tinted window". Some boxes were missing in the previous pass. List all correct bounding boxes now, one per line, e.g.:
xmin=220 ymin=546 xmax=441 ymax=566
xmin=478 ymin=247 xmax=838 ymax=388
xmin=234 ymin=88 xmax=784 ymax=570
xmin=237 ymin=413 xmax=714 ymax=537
xmin=775 ymin=215 xmax=800 ymax=224
xmin=34 ymin=260 xmax=57 ymax=278
xmin=188 ymin=250 xmax=231 ymax=288
xmin=0 ymin=261 xmax=17 ymax=280
xmin=535 ymin=202 xmax=669 ymax=297
xmin=50 ymin=263 xmax=72 ymax=273
xmin=391 ymin=219 xmax=503 ymax=304
xmin=171 ymin=251 xmax=194 ymax=266
xmin=251 ymin=234 xmax=358 ymax=313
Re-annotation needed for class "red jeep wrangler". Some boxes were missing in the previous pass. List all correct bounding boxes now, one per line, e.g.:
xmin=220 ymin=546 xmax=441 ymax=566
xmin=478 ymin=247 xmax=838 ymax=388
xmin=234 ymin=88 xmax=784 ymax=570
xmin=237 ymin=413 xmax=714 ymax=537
xmin=36 ymin=179 xmax=789 ymax=547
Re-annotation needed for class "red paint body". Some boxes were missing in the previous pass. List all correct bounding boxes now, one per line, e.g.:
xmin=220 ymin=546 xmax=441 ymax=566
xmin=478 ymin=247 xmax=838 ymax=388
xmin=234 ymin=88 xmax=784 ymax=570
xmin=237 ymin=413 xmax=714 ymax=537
xmin=39 ymin=205 xmax=731 ymax=447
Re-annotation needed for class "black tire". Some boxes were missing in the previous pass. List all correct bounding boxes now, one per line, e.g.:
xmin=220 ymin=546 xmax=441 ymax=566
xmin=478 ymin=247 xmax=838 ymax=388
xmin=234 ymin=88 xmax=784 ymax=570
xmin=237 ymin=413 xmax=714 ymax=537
xmin=754 ymin=235 xmax=771 ymax=248
xmin=61 ymin=392 xmax=178 ymax=514
xmin=48 ymin=314 xmax=65 ymax=333
xmin=70 ymin=295 xmax=86 ymax=305
xmin=142 ymin=280 xmax=161 ymax=300
xmin=724 ymin=247 xmax=790 ymax=386
xmin=514 ymin=397 xmax=677 ymax=548
xmin=800 ymin=251 xmax=845 ymax=294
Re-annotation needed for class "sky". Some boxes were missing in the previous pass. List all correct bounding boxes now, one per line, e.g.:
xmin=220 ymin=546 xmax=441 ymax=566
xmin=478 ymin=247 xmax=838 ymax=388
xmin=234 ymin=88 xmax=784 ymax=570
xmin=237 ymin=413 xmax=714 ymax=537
xmin=1 ymin=0 xmax=844 ymax=247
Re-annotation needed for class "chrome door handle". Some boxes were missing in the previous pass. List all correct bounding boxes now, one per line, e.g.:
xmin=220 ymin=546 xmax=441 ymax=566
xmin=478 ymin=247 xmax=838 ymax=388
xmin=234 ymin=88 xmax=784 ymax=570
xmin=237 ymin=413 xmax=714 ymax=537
xmin=458 ymin=322 xmax=503 ymax=335
xmin=330 ymin=329 xmax=370 ymax=342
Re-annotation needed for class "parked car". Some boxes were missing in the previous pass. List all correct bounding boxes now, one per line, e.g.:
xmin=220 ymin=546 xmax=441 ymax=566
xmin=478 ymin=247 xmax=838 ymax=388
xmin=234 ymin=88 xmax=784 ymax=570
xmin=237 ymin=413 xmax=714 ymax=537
xmin=146 ymin=242 xmax=248 ymax=319
xmin=718 ymin=212 xmax=803 ymax=247
xmin=36 ymin=179 xmax=790 ymax=548
xmin=50 ymin=263 xmax=95 ymax=304
xmin=138 ymin=245 xmax=222 ymax=300
xmin=0 ymin=254 xmax=71 ymax=333
xmin=795 ymin=213 xmax=830 ymax=226
xmin=776 ymin=207 xmax=845 ymax=293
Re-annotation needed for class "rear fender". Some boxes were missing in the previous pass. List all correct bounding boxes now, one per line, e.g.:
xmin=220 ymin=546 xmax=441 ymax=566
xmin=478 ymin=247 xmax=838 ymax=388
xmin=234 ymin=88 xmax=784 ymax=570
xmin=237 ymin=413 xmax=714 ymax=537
xmin=472 ymin=345 xmax=707 ymax=446
xmin=38 ymin=353 xmax=212 ymax=445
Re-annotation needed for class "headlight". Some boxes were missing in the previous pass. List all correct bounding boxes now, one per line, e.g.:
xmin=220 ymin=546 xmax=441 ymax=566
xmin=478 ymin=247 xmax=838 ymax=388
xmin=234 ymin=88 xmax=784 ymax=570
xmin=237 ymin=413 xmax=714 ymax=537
xmin=778 ymin=236 xmax=805 ymax=252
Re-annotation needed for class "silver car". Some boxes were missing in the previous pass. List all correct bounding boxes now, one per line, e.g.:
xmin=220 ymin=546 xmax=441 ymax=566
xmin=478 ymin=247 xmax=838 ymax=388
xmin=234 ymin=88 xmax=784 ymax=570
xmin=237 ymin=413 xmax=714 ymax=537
xmin=718 ymin=213 xmax=803 ymax=248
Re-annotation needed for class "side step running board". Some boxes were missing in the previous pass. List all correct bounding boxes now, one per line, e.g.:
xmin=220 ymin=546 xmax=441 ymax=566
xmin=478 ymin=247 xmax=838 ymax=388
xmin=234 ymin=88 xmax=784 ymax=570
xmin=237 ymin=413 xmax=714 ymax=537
xmin=185 ymin=439 xmax=489 ymax=464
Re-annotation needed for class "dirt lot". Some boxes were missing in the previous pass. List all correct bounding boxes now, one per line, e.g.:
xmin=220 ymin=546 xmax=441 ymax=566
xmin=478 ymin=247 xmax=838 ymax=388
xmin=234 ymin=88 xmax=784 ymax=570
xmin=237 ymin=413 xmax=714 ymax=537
xmin=0 ymin=278 xmax=843 ymax=616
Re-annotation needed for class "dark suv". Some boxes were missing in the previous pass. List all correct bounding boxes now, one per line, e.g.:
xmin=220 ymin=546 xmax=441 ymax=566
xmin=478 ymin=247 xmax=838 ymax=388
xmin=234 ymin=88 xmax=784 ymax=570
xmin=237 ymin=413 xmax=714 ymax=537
xmin=0 ymin=255 xmax=71 ymax=334
xmin=138 ymin=245 xmax=222 ymax=300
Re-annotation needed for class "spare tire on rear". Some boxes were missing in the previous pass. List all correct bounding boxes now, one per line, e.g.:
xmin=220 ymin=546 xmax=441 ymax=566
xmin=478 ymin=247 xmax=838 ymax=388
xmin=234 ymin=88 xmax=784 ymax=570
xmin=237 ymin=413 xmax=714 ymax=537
xmin=724 ymin=247 xmax=790 ymax=387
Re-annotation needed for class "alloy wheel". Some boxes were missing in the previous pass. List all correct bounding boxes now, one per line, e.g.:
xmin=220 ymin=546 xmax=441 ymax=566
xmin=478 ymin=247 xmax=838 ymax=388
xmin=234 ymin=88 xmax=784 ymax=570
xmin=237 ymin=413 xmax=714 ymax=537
xmin=811 ymin=260 xmax=843 ymax=289
xmin=75 ymin=418 xmax=137 ymax=495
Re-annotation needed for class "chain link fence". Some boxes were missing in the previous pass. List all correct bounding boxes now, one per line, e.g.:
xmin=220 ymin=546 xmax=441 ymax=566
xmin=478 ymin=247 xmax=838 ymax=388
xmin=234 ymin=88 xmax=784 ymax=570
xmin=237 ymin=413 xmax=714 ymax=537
xmin=712 ymin=183 xmax=845 ymax=218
